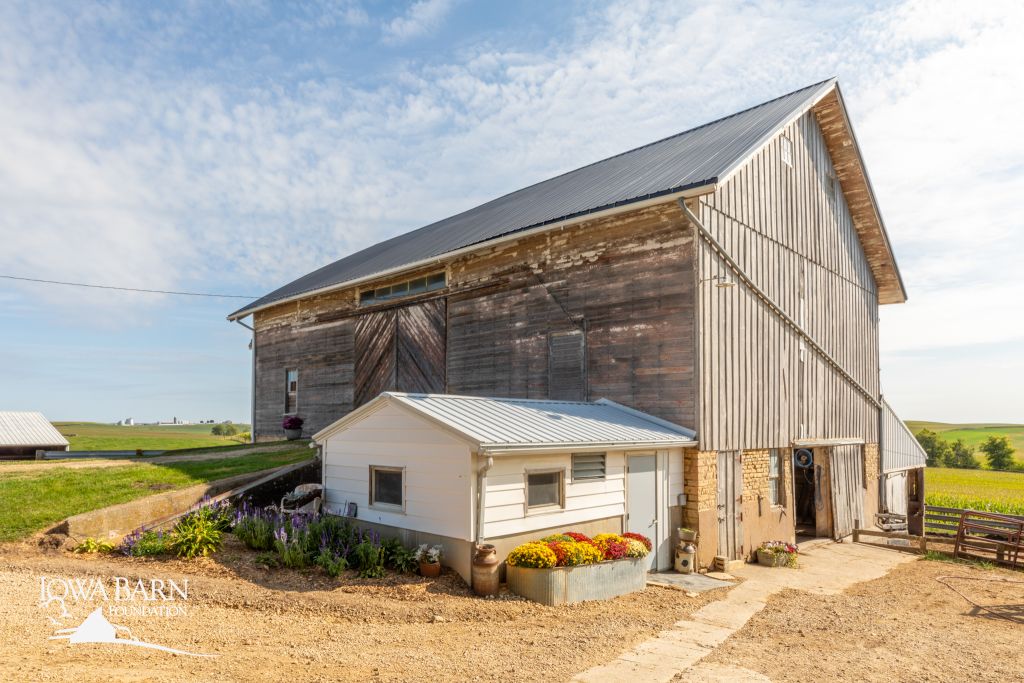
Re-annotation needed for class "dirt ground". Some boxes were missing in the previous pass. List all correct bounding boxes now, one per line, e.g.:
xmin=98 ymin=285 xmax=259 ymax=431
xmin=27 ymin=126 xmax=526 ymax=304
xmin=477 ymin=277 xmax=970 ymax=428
xmin=697 ymin=558 xmax=1024 ymax=682
xmin=0 ymin=536 xmax=724 ymax=683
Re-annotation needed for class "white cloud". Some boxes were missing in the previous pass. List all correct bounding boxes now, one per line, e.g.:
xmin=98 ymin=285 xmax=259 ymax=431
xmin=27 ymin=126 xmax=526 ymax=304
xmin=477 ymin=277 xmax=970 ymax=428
xmin=0 ymin=0 xmax=1021 ymax=417
xmin=382 ymin=0 xmax=456 ymax=44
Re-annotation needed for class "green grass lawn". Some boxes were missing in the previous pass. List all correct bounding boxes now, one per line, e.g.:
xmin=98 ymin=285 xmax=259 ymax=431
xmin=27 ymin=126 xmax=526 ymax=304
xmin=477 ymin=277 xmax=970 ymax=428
xmin=0 ymin=448 xmax=310 ymax=542
xmin=924 ymin=467 xmax=1024 ymax=516
xmin=906 ymin=421 xmax=1024 ymax=465
xmin=54 ymin=421 xmax=252 ymax=451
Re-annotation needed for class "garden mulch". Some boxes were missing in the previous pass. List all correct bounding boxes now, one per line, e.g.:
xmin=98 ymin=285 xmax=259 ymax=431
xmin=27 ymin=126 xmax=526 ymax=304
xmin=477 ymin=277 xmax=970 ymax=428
xmin=0 ymin=536 xmax=729 ymax=682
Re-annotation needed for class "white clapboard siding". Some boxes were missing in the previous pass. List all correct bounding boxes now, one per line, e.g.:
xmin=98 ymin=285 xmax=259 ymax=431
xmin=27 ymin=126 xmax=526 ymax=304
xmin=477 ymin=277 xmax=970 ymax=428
xmin=697 ymin=111 xmax=880 ymax=451
xmin=322 ymin=401 xmax=474 ymax=540
xmin=482 ymin=451 xmax=627 ymax=538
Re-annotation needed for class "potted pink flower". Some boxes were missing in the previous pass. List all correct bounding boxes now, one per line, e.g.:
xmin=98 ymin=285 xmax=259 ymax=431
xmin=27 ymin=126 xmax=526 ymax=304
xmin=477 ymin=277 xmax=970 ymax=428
xmin=282 ymin=416 xmax=304 ymax=440
xmin=756 ymin=540 xmax=798 ymax=568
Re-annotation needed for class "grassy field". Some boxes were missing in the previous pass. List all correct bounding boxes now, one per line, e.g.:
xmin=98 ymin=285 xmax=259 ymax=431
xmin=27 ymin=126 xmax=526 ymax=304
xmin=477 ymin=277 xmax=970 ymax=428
xmin=924 ymin=467 xmax=1024 ymax=516
xmin=0 ymin=448 xmax=310 ymax=542
xmin=54 ymin=421 xmax=252 ymax=451
xmin=906 ymin=421 xmax=1024 ymax=465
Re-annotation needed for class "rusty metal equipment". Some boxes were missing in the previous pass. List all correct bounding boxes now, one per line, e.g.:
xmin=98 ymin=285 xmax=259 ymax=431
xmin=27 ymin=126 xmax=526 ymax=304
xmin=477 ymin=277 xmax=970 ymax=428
xmin=953 ymin=510 xmax=1024 ymax=569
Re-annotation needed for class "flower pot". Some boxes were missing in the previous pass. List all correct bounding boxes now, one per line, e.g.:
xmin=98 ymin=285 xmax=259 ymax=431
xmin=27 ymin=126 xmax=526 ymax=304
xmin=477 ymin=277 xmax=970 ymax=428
xmin=756 ymin=549 xmax=793 ymax=567
xmin=420 ymin=561 xmax=441 ymax=578
xmin=284 ymin=428 xmax=302 ymax=440
xmin=678 ymin=528 xmax=697 ymax=542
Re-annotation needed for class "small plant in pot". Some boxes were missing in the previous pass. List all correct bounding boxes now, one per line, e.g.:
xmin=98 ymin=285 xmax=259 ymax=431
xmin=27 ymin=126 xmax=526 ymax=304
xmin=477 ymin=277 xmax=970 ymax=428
xmin=282 ymin=415 xmax=304 ymax=440
xmin=678 ymin=527 xmax=698 ymax=542
xmin=415 ymin=543 xmax=443 ymax=578
xmin=756 ymin=540 xmax=798 ymax=568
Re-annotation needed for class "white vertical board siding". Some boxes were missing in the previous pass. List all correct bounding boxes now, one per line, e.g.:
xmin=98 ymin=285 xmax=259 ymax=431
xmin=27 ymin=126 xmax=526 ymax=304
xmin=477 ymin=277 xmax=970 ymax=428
xmin=483 ymin=451 xmax=626 ymax=538
xmin=696 ymin=111 xmax=880 ymax=450
xmin=321 ymin=402 xmax=474 ymax=540
xmin=882 ymin=471 xmax=909 ymax=515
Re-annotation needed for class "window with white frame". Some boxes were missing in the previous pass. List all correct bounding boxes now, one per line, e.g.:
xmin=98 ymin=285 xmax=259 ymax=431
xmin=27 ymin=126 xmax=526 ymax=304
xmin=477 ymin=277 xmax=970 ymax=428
xmin=781 ymin=134 xmax=793 ymax=167
xmin=526 ymin=470 xmax=563 ymax=510
xmin=768 ymin=449 xmax=784 ymax=506
xmin=571 ymin=453 xmax=606 ymax=481
xmin=369 ymin=466 xmax=404 ymax=510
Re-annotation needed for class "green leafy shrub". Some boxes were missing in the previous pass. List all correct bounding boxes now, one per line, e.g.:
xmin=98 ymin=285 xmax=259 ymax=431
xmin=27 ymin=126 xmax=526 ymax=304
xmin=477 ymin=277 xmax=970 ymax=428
xmin=354 ymin=534 xmax=386 ymax=578
xmin=74 ymin=537 xmax=115 ymax=554
xmin=170 ymin=508 xmax=223 ymax=558
xmin=316 ymin=549 xmax=349 ymax=577
xmin=120 ymin=530 xmax=171 ymax=557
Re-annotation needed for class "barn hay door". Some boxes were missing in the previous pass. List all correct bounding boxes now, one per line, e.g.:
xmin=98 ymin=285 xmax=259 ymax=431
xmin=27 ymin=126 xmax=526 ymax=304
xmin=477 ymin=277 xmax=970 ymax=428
xmin=828 ymin=444 xmax=865 ymax=539
xmin=716 ymin=451 xmax=743 ymax=560
xmin=354 ymin=299 xmax=446 ymax=408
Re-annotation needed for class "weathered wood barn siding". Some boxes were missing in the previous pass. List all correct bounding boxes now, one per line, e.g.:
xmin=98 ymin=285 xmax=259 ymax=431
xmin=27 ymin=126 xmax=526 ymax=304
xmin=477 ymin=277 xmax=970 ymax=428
xmin=692 ymin=109 xmax=880 ymax=451
xmin=447 ymin=204 xmax=695 ymax=426
xmin=252 ymin=204 xmax=696 ymax=437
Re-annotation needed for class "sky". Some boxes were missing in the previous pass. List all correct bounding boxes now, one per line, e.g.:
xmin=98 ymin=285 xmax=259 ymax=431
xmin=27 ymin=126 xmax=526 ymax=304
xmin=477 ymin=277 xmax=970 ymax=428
xmin=0 ymin=0 xmax=1021 ymax=424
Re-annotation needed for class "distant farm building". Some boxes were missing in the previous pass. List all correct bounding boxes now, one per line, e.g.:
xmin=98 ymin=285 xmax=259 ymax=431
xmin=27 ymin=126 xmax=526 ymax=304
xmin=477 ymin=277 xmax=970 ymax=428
xmin=0 ymin=412 xmax=69 ymax=459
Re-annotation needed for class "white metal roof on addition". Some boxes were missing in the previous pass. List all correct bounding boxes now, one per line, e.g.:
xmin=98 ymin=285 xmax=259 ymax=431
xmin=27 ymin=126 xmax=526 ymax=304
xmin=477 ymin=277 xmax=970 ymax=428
xmin=0 ymin=411 xmax=69 ymax=447
xmin=312 ymin=393 xmax=697 ymax=455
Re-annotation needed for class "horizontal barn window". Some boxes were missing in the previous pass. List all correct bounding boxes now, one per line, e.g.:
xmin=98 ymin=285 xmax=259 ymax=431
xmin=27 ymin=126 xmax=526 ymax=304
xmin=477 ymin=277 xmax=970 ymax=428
xmin=359 ymin=272 xmax=446 ymax=306
xmin=571 ymin=453 xmax=606 ymax=481
xmin=369 ymin=466 xmax=404 ymax=511
xmin=526 ymin=470 xmax=563 ymax=510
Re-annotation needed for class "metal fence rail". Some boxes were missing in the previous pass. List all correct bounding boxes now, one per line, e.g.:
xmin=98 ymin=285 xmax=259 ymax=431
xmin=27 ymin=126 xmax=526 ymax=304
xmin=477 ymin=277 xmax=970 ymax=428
xmin=926 ymin=505 xmax=1024 ymax=536
xmin=953 ymin=509 xmax=1024 ymax=569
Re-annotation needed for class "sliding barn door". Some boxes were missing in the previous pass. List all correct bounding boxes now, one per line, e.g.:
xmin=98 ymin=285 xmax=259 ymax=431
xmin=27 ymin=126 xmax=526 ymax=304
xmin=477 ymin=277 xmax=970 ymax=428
xmin=354 ymin=299 xmax=446 ymax=407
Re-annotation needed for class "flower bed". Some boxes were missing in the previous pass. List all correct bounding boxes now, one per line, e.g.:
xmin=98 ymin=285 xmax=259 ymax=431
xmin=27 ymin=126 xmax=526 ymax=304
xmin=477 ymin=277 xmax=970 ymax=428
xmin=505 ymin=531 xmax=651 ymax=605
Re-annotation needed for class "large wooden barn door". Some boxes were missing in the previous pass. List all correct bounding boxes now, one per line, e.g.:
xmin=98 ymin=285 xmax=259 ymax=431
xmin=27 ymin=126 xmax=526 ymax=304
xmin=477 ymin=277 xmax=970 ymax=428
xmin=716 ymin=451 xmax=743 ymax=560
xmin=828 ymin=444 xmax=865 ymax=539
xmin=354 ymin=299 xmax=446 ymax=408
xmin=396 ymin=300 xmax=447 ymax=394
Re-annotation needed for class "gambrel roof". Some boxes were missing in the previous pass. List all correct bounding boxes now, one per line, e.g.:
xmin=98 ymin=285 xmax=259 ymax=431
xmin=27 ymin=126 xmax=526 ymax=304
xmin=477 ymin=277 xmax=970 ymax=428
xmin=230 ymin=78 xmax=905 ymax=319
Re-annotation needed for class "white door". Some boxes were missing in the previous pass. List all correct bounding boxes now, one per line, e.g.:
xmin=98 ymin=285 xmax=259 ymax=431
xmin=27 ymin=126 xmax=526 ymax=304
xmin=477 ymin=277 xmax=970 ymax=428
xmin=627 ymin=454 xmax=658 ymax=570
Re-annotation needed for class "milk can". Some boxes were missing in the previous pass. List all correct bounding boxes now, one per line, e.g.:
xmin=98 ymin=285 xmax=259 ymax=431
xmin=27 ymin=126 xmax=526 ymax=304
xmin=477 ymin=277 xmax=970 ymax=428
xmin=472 ymin=544 xmax=500 ymax=596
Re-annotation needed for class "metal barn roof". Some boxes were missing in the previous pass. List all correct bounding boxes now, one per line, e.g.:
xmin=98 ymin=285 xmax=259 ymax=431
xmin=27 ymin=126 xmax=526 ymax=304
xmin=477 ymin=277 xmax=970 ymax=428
xmin=880 ymin=398 xmax=927 ymax=472
xmin=0 ymin=412 xmax=69 ymax=448
xmin=231 ymin=79 xmax=853 ymax=320
xmin=313 ymin=393 xmax=696 ymax=453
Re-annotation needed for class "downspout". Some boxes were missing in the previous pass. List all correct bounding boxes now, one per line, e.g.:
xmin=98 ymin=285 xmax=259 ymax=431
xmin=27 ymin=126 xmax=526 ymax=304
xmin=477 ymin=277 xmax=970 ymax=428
xmin=234 ymin=318 xmax=255 ymax=444
xmin=475 ymin=453 xmax=494 ymax=545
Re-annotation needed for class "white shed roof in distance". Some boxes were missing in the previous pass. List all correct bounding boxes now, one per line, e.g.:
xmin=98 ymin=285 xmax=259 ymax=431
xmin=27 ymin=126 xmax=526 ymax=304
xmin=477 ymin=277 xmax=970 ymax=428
xmin=313 ymin=393 xmax=697 ymax=454
xmin=0 ymin=412 xmax=69 ymax=447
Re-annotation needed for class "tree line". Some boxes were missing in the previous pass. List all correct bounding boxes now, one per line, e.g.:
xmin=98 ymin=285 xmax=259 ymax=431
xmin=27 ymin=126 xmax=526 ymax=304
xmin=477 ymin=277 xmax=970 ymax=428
xmin=914 ymin=430 xmax=1017 ymax=471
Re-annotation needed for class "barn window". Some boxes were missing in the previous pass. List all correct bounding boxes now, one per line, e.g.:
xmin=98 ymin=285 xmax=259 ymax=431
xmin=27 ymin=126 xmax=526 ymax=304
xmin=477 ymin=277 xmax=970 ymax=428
xmin=284 ymin=369 xmax=298 ymax=414
xmin=369 ymin=466 xmax=405 ymax=510
xmin=768 ymin=449 xmax=784 ymax=506
xmin=781 ymin=135 xmax=793 ymax=167
xmin=572 ymin=453 xmax=606 ymax=481
xmin=359 ymin=272 xmax=446 ymax=306
xmin=526 ymin=470 xmax=564 ymax=511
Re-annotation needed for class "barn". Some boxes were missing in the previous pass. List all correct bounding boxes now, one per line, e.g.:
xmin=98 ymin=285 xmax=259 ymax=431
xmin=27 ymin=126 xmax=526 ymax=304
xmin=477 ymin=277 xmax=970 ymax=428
xmin=230 ymin=78 xmax=924 ymax=571
xmin=0 ymin=411 xmax=69 ymax=459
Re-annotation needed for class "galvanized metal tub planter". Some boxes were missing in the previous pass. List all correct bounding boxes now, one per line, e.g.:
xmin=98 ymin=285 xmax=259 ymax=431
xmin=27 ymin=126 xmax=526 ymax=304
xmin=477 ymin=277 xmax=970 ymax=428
xmin=506 ymin=557 xmax=647 ymax=606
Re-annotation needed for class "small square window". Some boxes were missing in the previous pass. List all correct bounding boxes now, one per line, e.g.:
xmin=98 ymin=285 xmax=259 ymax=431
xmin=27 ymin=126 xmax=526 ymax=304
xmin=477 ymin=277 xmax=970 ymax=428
xmin=571 ymin=453 xmax=606 ymax=481
xmin=527 ymin=470 xmax=563 ymax=509
xmin=370 ymin=466 xmax=404 ymax=510
xmin=768 ymin=449 xmax=784 ymax=507
xmin=781 ymin=135 xmax=793 ymax=167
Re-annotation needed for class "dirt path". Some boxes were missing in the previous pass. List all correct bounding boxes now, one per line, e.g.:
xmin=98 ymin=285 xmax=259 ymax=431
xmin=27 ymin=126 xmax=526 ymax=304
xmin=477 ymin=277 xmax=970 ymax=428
xmin=0 ymin=538 xmax=727 ymax=683
xmin=693 ymin=558 xmax=1023 ymax=682
xmin=0 ymin=444 xmax=302 ymax=473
